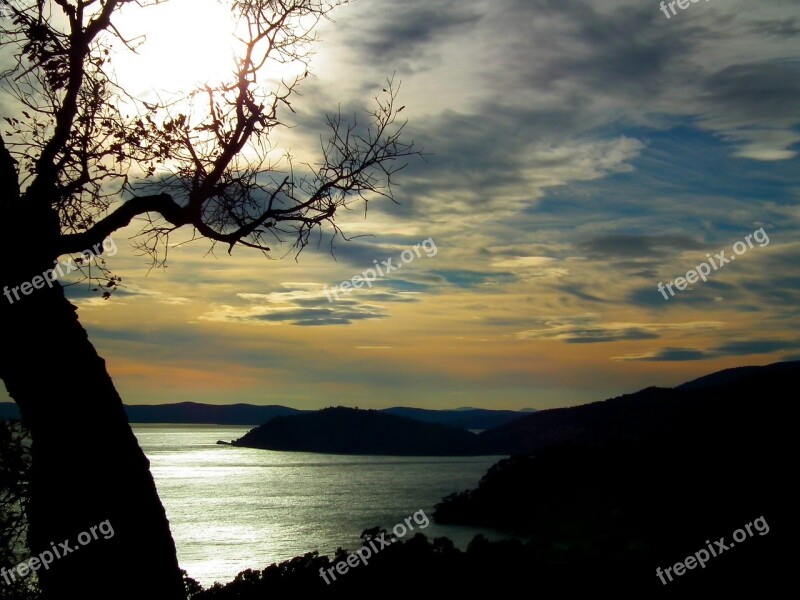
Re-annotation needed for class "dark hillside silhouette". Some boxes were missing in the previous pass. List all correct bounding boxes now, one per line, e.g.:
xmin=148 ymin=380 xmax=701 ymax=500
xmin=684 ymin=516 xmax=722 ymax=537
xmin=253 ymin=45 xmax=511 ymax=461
xmin=477 ymin=360 xmax=799 ymax=454
xmin=434 ymin=361 xmax=795 ymax=592
xmin=232 ymin=407 xmax=491 ymax=456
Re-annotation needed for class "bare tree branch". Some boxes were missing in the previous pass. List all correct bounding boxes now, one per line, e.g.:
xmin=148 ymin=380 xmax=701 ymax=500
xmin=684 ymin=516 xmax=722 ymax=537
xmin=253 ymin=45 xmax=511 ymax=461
xmin=1 ymin=0 xmax=423 ymax=271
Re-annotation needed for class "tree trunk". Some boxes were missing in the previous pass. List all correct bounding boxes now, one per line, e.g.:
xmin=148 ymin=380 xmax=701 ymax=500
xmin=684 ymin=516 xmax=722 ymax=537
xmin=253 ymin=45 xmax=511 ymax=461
xmin=0 ymin=240 xmax=185 ymax=597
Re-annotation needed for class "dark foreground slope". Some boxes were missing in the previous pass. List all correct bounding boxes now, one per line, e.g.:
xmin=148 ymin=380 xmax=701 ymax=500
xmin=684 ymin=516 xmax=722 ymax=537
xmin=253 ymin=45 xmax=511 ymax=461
xmin=232 ymin=407 xmax=492 ymax=455
xmin=434 ymin=361 xmax=796 ymax=593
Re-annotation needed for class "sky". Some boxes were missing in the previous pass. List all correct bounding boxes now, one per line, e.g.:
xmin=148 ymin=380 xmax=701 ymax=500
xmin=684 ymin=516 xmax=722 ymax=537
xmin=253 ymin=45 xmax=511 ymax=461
xmin=2 ymin=0 xmax=799 ymax=409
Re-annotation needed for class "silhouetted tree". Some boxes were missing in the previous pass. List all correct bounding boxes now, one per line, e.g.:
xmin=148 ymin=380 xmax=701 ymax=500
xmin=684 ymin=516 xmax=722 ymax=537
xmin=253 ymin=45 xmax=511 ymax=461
xmin=0 ymin=1 xmax=418 ymax=597
xmin=0 ymin=420 xmax=38 ymax=599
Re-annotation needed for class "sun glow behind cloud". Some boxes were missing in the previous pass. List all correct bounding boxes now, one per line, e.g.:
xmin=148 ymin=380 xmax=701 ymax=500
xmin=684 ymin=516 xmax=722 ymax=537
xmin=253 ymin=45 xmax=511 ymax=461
xmin=112 ymin=0 xmax=241 ymax=95
xmin=111 ymin=0 xmax=303 ymax=100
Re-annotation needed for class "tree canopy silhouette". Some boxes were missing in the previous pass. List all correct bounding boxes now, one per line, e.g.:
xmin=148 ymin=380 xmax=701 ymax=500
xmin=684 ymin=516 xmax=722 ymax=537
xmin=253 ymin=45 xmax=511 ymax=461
xmin=0 ymin=1 xmax=419 ymax=597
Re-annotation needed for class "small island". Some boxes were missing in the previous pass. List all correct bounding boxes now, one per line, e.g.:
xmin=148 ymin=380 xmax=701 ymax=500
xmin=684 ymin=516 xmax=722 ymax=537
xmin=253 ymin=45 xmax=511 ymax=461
xmin=231 ymin=406 xmax=495 ymax=456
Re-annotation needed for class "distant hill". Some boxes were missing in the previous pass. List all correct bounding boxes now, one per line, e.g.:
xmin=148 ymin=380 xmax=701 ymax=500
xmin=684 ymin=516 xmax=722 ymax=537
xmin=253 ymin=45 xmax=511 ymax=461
xmin=477 ymin=359 xmax=800 ymax=454
xmin=123 ymin=402 xmax=303 ymax=425
xmin=0 ymin=402 xmax=304 ymax=425
xmin=676 ymin=360 xmax=797 ymax=390
xmin=0 ymin=402 xmax=531 ymax=428
xmin=382 ymin=407 xmax=530 ymax=430
xmin=231 ymin=407 xmax=494 ymax=456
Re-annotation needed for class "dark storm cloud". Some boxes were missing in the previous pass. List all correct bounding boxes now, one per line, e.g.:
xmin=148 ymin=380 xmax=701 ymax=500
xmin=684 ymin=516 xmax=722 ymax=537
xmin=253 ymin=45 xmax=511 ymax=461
xmin=400 ymin=102 xmax=629 ymax=211
xmin=342 ymin=0 xmax=481 ymax=65
xmin=244 ymin=306 xmax=383 ymax=326
xmin=748 ymin=16 xmax=800 ymax=38
xmin=580 ymin=234 xmax=706 ymax=259
xmin=562 ymin=327 xmax=660 ymax=344
xmin=474 ymin=0 xmax=799 ymax=158
xmin=287 ymin=102 xmax=555 ymax=217
xmin=201 ymin=281 xmax=431 ymax=327
xmin=743 ymin=280 xmax=800 ymax=307
xmin=288 ymin=81 xmax=623 ymax=222
xmin=496 ymin=0 xmax=699 ymax=100
xmin=702 ymin=62 xmax=800 ymax=126
xmin=308 ymin=236 xmax=399 ymax=269
xmin=288 ymin=289 xmax=421 ymax=306
xmin=627 ymin=276 xmax=758 ymax=309
xmin=623 ymin=289 xmax=691 ymax=309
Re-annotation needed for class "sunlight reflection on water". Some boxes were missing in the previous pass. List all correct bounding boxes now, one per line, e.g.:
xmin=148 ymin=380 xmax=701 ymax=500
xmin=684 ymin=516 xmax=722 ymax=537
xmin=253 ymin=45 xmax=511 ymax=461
xmin=133 ymin=424 xmax=510 ymax=586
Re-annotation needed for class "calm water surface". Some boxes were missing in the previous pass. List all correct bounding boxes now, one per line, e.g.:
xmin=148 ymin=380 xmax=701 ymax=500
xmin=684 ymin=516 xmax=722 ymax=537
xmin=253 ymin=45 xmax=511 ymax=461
xmin=133 ymin=424 xmax=509 ymax=586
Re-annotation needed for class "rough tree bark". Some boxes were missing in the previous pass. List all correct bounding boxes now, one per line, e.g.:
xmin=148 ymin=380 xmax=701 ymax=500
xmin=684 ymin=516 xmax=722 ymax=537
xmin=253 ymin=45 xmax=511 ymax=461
xmin=0 ymin=141 xmax=184 ymax=598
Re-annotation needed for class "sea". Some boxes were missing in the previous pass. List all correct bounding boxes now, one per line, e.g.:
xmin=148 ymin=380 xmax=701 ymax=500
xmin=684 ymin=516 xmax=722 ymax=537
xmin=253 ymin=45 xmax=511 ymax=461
xmin=133 ymin=424 xmax=511 ymax=587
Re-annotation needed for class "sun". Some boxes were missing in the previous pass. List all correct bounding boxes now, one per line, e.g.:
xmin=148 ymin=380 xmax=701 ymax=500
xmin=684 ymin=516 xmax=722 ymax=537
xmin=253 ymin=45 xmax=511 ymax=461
xmin=111 ymin=0 xmax=291 ymax=98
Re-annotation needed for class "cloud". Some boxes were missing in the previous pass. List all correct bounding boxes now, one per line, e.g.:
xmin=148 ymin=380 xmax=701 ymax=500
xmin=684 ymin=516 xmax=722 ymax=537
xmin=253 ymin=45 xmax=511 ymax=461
xmin=614 ymin=348 xmax=712 ymax=362
xmin=428 ymin=269 xmax=517 ymax=287
xmin=516 ymin=315 xmax=722 ymax=344
xmin=65 ymin=280 xmax=167 ymax=307
xmin=200 ymin=284 xmax=420 ymax=326
xmin=554 ymin=283 xmax=610 ymax=304
xmin=580 ymin=234 xmax=706 ymax=259
xmin=748 ymin=15 xmax=800 ymax=38
xmin=341 ymin=0 xmax=481 ymax=68
xmin=615 ymin=339 xmax=800 ymax=361
xmin=491 ymin=256 xmax=569 ymax=280
xmin=715 ymin=339 xmax=800 ymax=355
xmin=699 ymin=62 xmax=800 ymax=160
